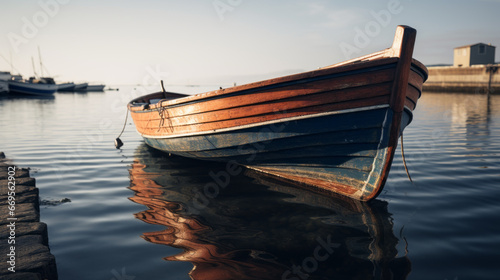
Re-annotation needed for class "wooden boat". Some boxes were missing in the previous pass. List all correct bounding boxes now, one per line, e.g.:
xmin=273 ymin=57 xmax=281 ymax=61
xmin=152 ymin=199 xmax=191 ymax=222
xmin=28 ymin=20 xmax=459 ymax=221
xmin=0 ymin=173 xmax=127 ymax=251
xmin=128 ymin=25 xmax=428 ymax=201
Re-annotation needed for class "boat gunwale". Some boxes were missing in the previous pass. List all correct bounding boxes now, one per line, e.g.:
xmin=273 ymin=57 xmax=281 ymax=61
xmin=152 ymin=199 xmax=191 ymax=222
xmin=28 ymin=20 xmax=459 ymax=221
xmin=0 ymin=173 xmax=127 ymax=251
xmin=128 ymin=58 xmax=427 ymax=115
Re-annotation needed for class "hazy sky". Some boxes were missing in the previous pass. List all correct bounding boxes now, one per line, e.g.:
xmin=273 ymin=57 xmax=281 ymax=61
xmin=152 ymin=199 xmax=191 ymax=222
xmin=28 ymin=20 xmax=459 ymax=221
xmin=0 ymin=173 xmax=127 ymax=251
xmin=1 ymin=0 xmax=499 ymax=86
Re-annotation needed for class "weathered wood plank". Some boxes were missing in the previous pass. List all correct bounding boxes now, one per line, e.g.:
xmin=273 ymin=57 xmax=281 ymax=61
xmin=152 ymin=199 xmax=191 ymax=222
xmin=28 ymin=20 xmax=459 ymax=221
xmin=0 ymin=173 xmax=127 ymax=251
xmin=0 ymin=154 xmax=58 ymax=279
xmin=144 ymin=67 xmax=396 ymax=118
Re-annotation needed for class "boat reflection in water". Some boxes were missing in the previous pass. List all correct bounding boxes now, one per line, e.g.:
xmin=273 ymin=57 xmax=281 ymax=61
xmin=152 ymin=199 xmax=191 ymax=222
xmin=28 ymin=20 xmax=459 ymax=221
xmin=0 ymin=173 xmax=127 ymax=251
xmin=128 ymin=144 xmax=411 ymax=279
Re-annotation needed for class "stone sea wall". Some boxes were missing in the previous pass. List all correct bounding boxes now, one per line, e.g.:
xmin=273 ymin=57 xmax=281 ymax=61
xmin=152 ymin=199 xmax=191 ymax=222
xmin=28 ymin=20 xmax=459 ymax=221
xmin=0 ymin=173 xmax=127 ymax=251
xmin=423 ymin=65 xmax=500 ymax=93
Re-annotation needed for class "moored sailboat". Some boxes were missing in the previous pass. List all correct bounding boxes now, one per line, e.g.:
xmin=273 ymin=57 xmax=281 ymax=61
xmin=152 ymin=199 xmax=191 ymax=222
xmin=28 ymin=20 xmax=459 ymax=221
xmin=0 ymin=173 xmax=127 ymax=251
xmin=8 ymin=76 xmax=58 ymax=96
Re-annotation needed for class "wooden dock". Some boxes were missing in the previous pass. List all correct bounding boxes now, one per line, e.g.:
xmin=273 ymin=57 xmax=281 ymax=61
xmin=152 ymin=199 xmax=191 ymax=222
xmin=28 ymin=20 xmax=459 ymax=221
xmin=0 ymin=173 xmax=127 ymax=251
xmin=0 ymin=152 xmax=58 ymax=280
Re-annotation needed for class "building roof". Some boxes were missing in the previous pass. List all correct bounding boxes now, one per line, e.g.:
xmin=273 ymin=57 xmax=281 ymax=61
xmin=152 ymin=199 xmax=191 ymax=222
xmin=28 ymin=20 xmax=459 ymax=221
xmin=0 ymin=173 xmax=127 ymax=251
xmin=454 ymin=43 xmax=496 ymax=49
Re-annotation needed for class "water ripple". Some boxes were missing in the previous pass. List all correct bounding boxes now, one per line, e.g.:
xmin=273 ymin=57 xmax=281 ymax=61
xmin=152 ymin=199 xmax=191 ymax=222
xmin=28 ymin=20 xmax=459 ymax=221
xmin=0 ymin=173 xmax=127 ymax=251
xmin=1 ymin=90 xmax=500 ymax=279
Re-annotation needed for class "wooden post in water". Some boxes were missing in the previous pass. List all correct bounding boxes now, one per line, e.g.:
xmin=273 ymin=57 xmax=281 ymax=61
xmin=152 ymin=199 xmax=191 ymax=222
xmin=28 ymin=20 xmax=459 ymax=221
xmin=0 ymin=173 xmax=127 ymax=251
xmin=486 ymin=65 xmax=497 ymax=115
xmin=486 ymin=65 xmax=498 ymax=96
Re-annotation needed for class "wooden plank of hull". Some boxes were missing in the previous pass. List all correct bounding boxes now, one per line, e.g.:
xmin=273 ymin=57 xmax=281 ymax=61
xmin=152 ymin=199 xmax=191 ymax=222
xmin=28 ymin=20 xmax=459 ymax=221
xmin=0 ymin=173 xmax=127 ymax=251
xmin=144 ymin=66 xmax=396 ymax=117
xmin=405 ymin=85 xmax=420 ymax=110
xmin=404 ymin=68 xmax=425 ymax=111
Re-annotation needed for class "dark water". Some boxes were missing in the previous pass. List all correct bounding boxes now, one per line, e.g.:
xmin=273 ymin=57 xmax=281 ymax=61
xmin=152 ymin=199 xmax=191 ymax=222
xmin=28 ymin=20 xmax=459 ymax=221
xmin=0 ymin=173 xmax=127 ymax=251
xmin=0 ymin=88 xmax=499 ymax=280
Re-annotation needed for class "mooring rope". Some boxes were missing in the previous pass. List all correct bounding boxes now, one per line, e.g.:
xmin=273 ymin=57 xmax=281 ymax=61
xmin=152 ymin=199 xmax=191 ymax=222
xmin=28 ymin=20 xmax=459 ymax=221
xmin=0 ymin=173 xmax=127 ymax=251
xmin=114 ymin=107 xmax=129 ymax=149
xmin=157 ymin=104 xmax=167 ymax=132
xmin=400 ymin=133 xmax=413 ymax=183
xmin=157 ymin=80 xmax=174 ymax=133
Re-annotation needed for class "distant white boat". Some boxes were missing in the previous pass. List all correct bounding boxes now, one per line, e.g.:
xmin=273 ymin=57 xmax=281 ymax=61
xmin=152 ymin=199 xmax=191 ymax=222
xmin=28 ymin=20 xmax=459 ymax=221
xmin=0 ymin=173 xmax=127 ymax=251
xmin=57 ymin=82 xmax=76 ymax=92
xmin=8 ymin=76 xmax=58 ymax=96
xmin=74 ymin=83 xmax=88 ymax=91
xmin=86 ymin=84 xmax=105 ymax=91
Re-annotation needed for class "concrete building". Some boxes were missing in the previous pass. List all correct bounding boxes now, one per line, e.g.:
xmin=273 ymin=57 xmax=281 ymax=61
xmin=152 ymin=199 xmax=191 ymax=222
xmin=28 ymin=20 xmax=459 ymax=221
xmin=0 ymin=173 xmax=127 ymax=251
xmin=454 ymin=43 xmax=496 ymax=67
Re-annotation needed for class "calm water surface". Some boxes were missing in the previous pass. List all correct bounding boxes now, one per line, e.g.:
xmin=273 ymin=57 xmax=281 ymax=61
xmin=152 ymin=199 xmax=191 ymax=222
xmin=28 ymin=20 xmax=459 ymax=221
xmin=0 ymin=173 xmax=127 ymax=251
xmin=0 ymin=87 xmax=499 ymax=280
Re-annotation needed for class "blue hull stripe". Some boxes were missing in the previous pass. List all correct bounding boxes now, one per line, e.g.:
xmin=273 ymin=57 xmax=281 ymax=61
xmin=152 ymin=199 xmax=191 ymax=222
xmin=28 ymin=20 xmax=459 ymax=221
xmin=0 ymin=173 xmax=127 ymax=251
xmin=144 ymin=108 xmax=388 ymax=152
